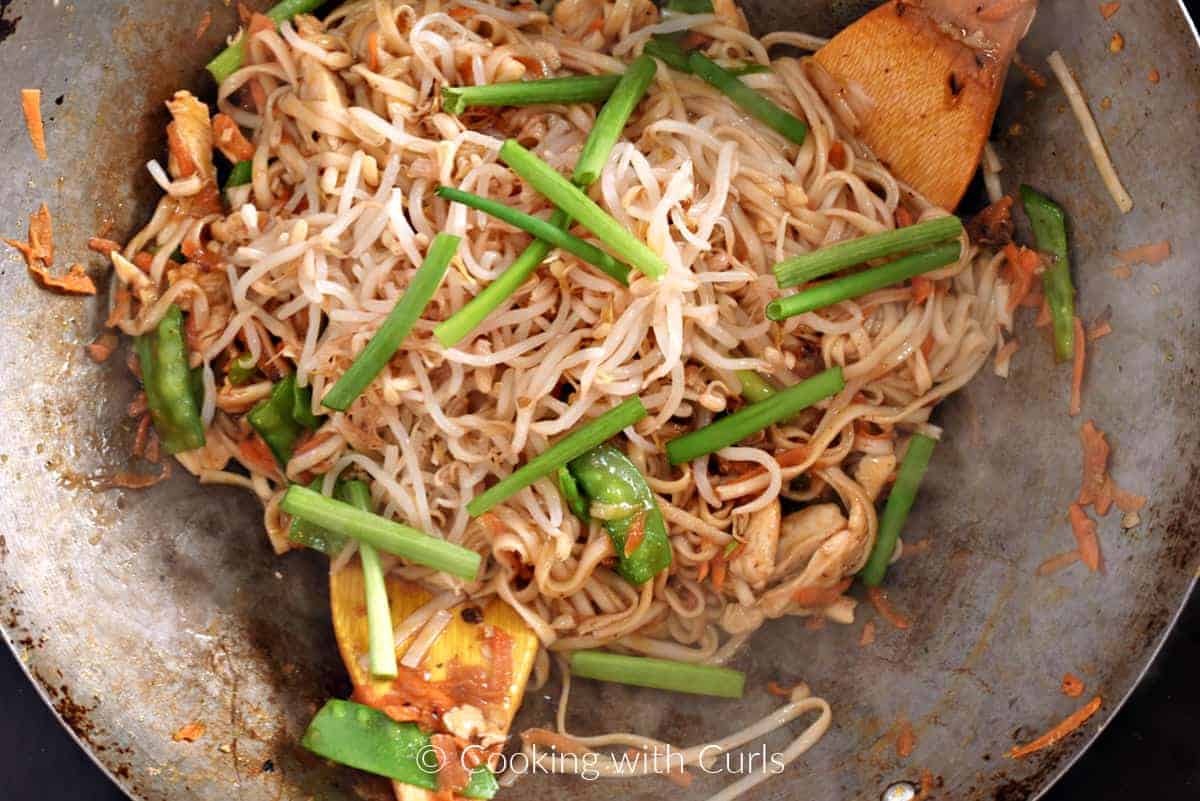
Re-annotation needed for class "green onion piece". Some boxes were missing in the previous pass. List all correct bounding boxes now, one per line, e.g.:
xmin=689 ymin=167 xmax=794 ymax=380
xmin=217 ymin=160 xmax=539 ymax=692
xmin=730 ymin=63 xmax=771 ymax=76
xmin=859 ymin=434 xmax=937 ymax=586
xmin=289 ymin=478 xmax=348 ymax=555
xmin=666 ymin=367 xmax=844 ymax=465
xmin=773 ymin=216 xmax=963 ymax=288
xmin=500 ymin=139 xmax=668 ymax=280
xmin=323 ymin=233 xmax=459 ymax=411
xmin=569 ymin=650 xmax=745 ymax=698
xmin=282 ymin=485 xmax=481 ymax=579
xmin=557 ymin=466 xmax=591 ymax=522
xmin=767 ymin=242 xmax=961 ymax=321
xmin=301 ymin=700 xmax=499 ymax=797
xmin=687 ymin=52 xmax=808 ymax=146
xmin=134 ymin=305 xmax=206 ymax=454
xmin=1020 ymin=185 xmax=1076 ymax=362
xmin=434 ymin=216 xmax=563 ymax=348
xmin=225 ymin=160 xmax=253 ymax=189
xmin=436 ymin=187 xmax=630 ymax=285
xmin=734 ymin=370 xmax=777 ymax=404
xmin=206 ymin=0 xmax=326 ymax=84
xmin=248 ymin=373 xmax=304 ymax=465
xmin=292 ymin=378 xmax=322 ymax=429
xmin=442 ymin=74 xmax=622 ymax=116
xmin=642 ymin=36 xmax=693 ymax=72
xmin=341 ymin=480 xmax=397 ymax=680
xmin=573 ymin=54 xmax=657 ymax=187
xmin=467 ymin=397 xmax=647 ymax=516
xmin=226 ymin=352 xmax=258 ymax=385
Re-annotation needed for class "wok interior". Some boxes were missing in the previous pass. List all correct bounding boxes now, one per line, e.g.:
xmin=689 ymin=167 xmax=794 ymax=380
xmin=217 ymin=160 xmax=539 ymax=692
xmin=0 ymin=2 xmax=1197 ymax=801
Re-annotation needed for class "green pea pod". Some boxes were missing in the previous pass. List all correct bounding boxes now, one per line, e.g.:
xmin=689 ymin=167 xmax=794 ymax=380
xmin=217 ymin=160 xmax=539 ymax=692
xmin=247 ymin=373 xmax=304 ymax=466
xmin=557 ymin=466 xmax=590 ymax=523
xmin=227 ymin=353 xmax=258 ymax=386
xmin=301 ymin=699 xmax=498 ymax=798
xmin=134 ymin=304 xmax=206 ymax=454
xmin=567 ymin=445 xmax=672 ymax=585
xmin=292 ymin=378 xmax=323 ymax=429
xmin=1020 ymin=185 xmax=1076 ymax=362
xmin=288 ymin=478 xmax=349 ymax=555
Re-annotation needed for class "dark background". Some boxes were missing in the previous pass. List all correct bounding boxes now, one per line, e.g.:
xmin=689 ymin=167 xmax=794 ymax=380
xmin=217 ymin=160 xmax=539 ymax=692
xmin=1 ymin=591 xmax=1196 ymax=800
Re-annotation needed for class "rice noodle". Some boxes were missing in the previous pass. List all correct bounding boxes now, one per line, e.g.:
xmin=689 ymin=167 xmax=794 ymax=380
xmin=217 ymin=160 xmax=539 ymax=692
xmin=1046 ymin=51 xmax=1134 ymax=213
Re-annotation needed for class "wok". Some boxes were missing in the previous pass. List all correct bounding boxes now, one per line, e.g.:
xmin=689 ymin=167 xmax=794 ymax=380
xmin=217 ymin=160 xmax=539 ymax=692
xmin=1 ymin=1 xmax=1197 ymax=799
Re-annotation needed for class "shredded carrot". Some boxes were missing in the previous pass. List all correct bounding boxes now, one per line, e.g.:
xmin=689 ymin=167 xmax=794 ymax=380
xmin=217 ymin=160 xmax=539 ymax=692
xmin=238 ymin=2 xmax=253 ymax=24
xmin=1099 ymin=2 xmax=1120 ymax=19
xmin=895 ymin=719 xmax=916 ymax=758
xmin=894 ymin=206 xmax=914 ymax=228
xmin=1148 ymin=68 xmax=1160 ymax=85
xmin=1035 ymin=298 xmax=1052 ymax=327
xmin=679 ymin=31 xmax=713 ymax=50
xmin=86 ymin=333 xmax=119 ymax=363
xmin=867 ymin=586 xmax=912 ymax=629
xmin=859 ymin=620 xmax=876 ymax=646
xmin=172 ymin=721 xmax=206 ymax=742
xmin=1110 ymin=264 xmax=1133 ymax=280
xmin=239 ymin=435 xmax=280 ymax=476
xmin=1110 ymin=485 xmax=1146 ymax=514
xmin=1113 ymin=240 xmax=1170 ymax=266
xmin=828 ymin=141 xmax=847 ymax=170
xmin=1008 ymin=696 xmax=1102 ymax=758
xmin=1069 ymin=316 xmax=1085 ymax=416
xmin=212 ymin=113 xmax=255 ymax=162
xmin=1036 ymin=549 xmax=1080 ymax=577
xmin=107 ymin=461 xmax=171 ymax=489
xmin=587 ymin=17 xmax=605 ymax=34
xmin=133 ymin=251 xmax=154 ymax=271
xmin=1003 ymin=243 xmax=1041 ymax=312
xmin=21 ymin=89 xmax=47 ymax=160
xmin=1109 ymin=32 xmax=1124 ymax=53
xmin=1020 ymin=284 xmax=1043 ymax=309
xmin=696 ymin=559 xmax=710 ymax=582
xmin=1077 ymin=420 xmax=1112 ymax=512
xmin=1061 ymin=673 xmax=1085 ymax=698
xmin=911 ymin=275 xmax=933 ymax=304
xmin=448 ymin=6 xmax=475 ymax=20
xmin=29 ymin=263 xmax=97 ymax=295
xmin=1068 ymin=504 xmax=1102 ymax=572
xmin=766 ymin=680 xmax=797 ymax=698
xmin=195 ymin=10 xmax=213 ymax=40
xmin=1087 ymin=319 xmax=1112 ymax=341
xmin=522 ymin=728 xmax=594 ymax=756
xmin=514 ymin=55 xmax=547 ymax=79
xmin=710 ymin=554 xmax=727 ymax=591
xmin=792 ymin=578 xmax=852 ymax=608
xmin=366 ymin=30 xmax=381 ymax=72
xmin=916 ymin=769 xmax=936 ymax=800
xmin=623 ymin=514 xmax=646 ymax=558
xmin=4 ymin=202 xmax=54 ymax=266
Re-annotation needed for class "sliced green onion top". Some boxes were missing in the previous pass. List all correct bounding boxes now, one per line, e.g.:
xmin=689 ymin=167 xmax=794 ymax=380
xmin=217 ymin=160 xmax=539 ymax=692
xmin=342 ymin=480 xmax=397 ymax=680
xmin=282 ymin=485 xmax=481 ymax=579
xmin=573 ymin=54 xmax=658 ymax=187
xmin=207 ymin=0 xmax=326 ymax=84
xmin=323 ymin=233 xmax=459 ymax=411
xmin=467 ymin=397 xmax=648 ymax=516
xmin=687 ymin=51 xmax=807 ymax=146
xmin=859 ymin=434 xmax=937 ymax=586
xmin=767 ymin=242 xmax=961 ymax=321
xmin=569 ymin=650 xmax=745 ymax=698
xmin=499 ymin=139 xmax=668 ymax=280
xmin=773 ymin=215 xmax=963 ymax=288
xmin=666 ymin=367 xmax=844 ymax=465
xmin=443 ymin=74 xmax=622 ymax=116
xmin=734 ymin=370 xmax=778 ymax=404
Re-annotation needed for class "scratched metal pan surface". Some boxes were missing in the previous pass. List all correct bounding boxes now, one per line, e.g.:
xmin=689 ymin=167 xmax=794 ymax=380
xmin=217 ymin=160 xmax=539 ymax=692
xmin=0 ymin=1 xmax=1197 ymax=800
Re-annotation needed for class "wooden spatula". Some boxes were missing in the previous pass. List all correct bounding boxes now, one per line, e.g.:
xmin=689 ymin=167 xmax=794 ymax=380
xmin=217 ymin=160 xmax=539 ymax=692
xmin=814 ymin=0 xmax=1038 ymax=209
xmin=329 ymin=565 xmax=539 ymax=800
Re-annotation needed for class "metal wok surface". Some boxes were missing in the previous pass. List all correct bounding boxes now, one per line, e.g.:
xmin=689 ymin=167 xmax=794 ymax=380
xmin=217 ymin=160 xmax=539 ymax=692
xmin=1 ymin=1 xmax=1197 ymax=800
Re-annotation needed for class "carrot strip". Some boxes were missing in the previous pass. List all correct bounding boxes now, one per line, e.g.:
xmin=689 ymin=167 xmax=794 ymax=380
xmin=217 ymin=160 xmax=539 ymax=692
xmin=1077 ymin=420 xmax=1112 ymax=512
xmin=1061 ymin=673 xmax=1085 ymax=698
xmin=710 ymin=554 xmax=727 ymax=591
xmin=766 ymin=680 xmax=796 ymax=698
xmin=1087 ymin=319 xmax=1113 ymax=341
xmin=859 ymin=620 xmax=876 ymax=646
xmin=366 ymin=30 xmax=381 ymax=72
xmin=896 ymin=719 xmax=916 ymax=758
xmin=212 ymin=113 xmax=255 ymax=162
xmin=1068 ymin=504 xmax=1102 ymax=572
xmin=911 ymin=275 xmax=933 ymax=304
xmin=867 ymin=586 xmax=912 ymax=629
xmin=1036 ymin=549 xmax=1081 ymax=576
xmin=1069 ymin=316 xmax=1085 ymax=416
xmin=792 ymin=577 xmax=852 ymax=608
xmin=1008 ymin=696 xmax=1102 ymax=758
xmin=828 ymin=141 xmax=847 ymax=170
xmin=21 ymin=89 xmax=47 ymax=160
